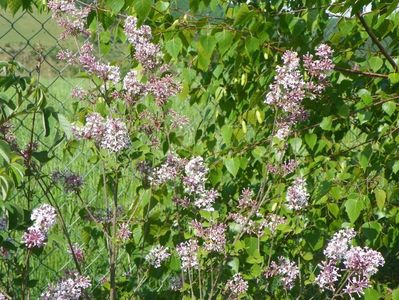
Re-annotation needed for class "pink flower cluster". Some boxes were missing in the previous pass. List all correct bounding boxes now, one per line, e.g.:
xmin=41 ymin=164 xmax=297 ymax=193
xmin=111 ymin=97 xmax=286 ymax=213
xmin=176 ymin=239 xmax=199 ymax=271
xmin=41 ymin=272 xmax=91 ymax=300
xmin=145 ymin=245 xmax=171 ymax=268
xmin=315 ymin=229 xmax=385 ymax=297
xmin=21 ymin=204 xmax=56 ymax=249
xmin=58 ymin=42 xmax=120 ymax=85
xmin=238 ymin=188 xmax=256 ymax=210
xmin=265 ymin=256 xmax=299 ymax=290
xmin=285 ymin=177 xmax=309 ymax=211
xmin=191 ymin=220 xmax=226 ymax=253
xmin=72 ymin=113 xmax=130 ymax=152
xmin=124 ymin=16 xmax=160 ymax=71
xmin=47 ymin=0 xmax=91 ymax=39
xmin=68 ymin=243 xmax=85 ymax=263
xmin=224 ymin=273 xmax=248 ymax=299
xmin=267 ymin=159 xmax=298 ymax=176
xmin=122 ymin=17 xmax=181 ymax=105
xmin=149 ymin=153 xmax=186 ymax=185
xmin=265 ymin=44 xmax=334 ymax=139
xmin=52 ymin=170 xmax=83 ymax=192
xmin=117 ymin=223 xmax=132 ymax=241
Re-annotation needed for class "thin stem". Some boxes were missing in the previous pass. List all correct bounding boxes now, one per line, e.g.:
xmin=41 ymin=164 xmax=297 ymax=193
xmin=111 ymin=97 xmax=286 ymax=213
xmin=109 ymin=177 xmax=118 ymax=300
xmin=35 ymin=177 xmax=82 ymax=274
xmin=356 ymin=13 xmax=398 ymax=72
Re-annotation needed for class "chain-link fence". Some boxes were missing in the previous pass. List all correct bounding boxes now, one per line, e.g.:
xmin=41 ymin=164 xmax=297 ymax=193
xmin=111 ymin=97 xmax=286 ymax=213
xmin=0 ymin=8 xmax=118 ymax=297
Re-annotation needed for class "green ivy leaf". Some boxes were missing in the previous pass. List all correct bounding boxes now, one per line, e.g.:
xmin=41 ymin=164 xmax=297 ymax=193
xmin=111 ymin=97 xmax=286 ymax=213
xmin=0 ymin=140 xmax=11 ymax=163
xmin=134 ymin=0 xmax=152 ymax=23
xmin=225 ymin=157 xmax=240 ymax=177
xmin=165 ymin=36 xmax=182 ymax=59
xmin=368 ymin=56 xmax=383 ymax=72
xmin=106 ymin=0 xmax=125 ymax=13
xmin=304 ymin=133 xmax=317 ymax=150
xmin=382 ymin=101 xmax=396 ymax=116
xmin=320 ymin=116 xmax=332 ymax=131
xmin=374 ymin=189 xmax=386 ymax=210
xmin=345 ymin=196 xmax=364 ymax=223
xmin=388 ymin=73 xmax=399 ymax=84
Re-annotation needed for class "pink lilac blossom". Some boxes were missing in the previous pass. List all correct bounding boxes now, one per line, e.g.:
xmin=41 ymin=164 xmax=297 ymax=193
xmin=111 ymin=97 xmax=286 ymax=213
xmin=324 ymin=228 xmax=356 ymax=261
xmin=238 ymin=188 xmax=255 ymax=210
xmin=68 ymin=244 xmax=85 ymax=263
xmin=123 ymin=70 xmax=145 ymax=97
xmin=168 ymin=109 xmax=189 ymax=129
xmin=21 ymin=227 xmax=46 ymax=248
xmin=229 ymin=212 xmax=255 ymax=234
xmin=265 ymin=257 xmax=299 ymax=290
xmin=183 ymin=157 xmax=209 ymax=194
xmin=265 ymin=45 xmax=334 ymax=139
xmin=31 ymin=204 xmax=57 ymax=232
xmin=58 ymin=42 xmax=120 ymax=84
xmin=47 ymin=0 xmax=91 ymax=39
xmin=149 ymin=153 xmax=186 ymax=185
xmin=145 ymin=245 xmax=171 ymax=268
xmin=100 ymin=118 xmax=131 ymax=152
xmin=71 ymin=87 xmax=87 ymax=100
xmin=176 ymin=239 xmax=199 ymax=271
xmin=52 ymin=171 xmax=83 ymax=193
xmin=124 ymin=16 xmax=161 ymax=71
xmin=224 ymin=273 xmax=248 ymax=299
xmin=268 ymin=159 xmax=298 ymax=176
xmin=303 ymin=44 xmax=334 ymax=94
xmin=343 ymin=246 xmax=385 ymax=276
xmin=315 ymin=260 xmax=341 ymax=291
xmin=72 ymin=112 xmax=105 ymax=142
xmin=0 ymin=293 xmax=5 ymax=300
xmin=41 ymin=273 xmax=91 ymax=300
xmin=194 ymin=189 xmax=218 ymax=210
xmin=72 ymin=113 xmax=130 ymax=152
xmin=260 ymin=213 xmax=286 ymax=235
xmin=285 ymin=177 xmax=309 ymax=211
xmin=191 ymin=220 xmax=226 ymax=253
xmin=169 ymin=276 xmax=183 ymax=291
xmin=343 ymin=276 xmax=370 ymax=299
xmin=117 ymin=223 xmax=132 ymax=241
xmin=147 ymin=75 xmax=181 ymax=106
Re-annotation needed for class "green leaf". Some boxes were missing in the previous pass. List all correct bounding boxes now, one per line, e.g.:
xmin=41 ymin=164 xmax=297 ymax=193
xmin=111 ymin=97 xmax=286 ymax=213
xmin=106 ymin=0 xmax=124 ymax=13
xmin=392 ymin=288 xmax=399 ymax=300
xmin=225 ymin=157 xmax=240 ymax=177
xmin=388 ymin=73 xmax=399 ymax=84
xmin=345 ymin=196 xmax=364 ymax=223
xmin=0 ymin=140 xmax=11 ymax=163
xmin=374 ymin=189 xmax=386 ymax=210
xmin=382 ymin=101 xmax=396 ymax=116
xmin=393 ymin=161 xmax=399 ymax=174
xmin=320 ymin=116 xmax=333 ymax=131
xmin=165 ymin=36 xmax=182 ymax=59
xmin=368 ymin=56 xmax=383 ymax=72
xmin=7 ymin=0 xmax=22 ymax=14
xmin=289 ymin=137 xmax=302 ymax=155
xmin=134 ymin=0 xmax=152 ymax=23
xmin=57 ymin=114 xmax=73 ymax=139
xmin=364 ymin=288 xmax=381 ymax=300
xmin=304 ymin=133 xmax=317 ymax=150
xmin=216 ymin=30 xmax=234 ymax=55
xmin=42 ymin=109 xmax=51 ymax=137
xmin=234 ymin=4 xmax=251 ymax=25
xmin=197 ymin=34 xmax=217 ymax=71
xmin=221 ymin=125 xmax=233 ymax=145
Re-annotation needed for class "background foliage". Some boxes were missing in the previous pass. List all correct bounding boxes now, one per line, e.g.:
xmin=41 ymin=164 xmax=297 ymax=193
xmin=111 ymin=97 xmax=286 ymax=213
xmin=1 ymin=0 xmax=399 ymax=299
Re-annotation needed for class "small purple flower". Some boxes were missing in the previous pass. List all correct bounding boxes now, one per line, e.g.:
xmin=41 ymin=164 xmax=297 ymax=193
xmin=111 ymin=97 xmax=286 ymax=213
xmin=21 ymin=227 xmax=46 ymax=248
xmin=117 ymin=223 xmax=132 ymax=241
xmin=176 ymin=239 xmax=199 ymax=271
xmin=225 ymin=273 xmax=248 ymax=299
xmin=145 ymin=245 xmax=171 ymax=268
xmin=265 ymin=257 xmax=299 ymax=290
xmin=286 ymin=177 xmax=309 ymax=211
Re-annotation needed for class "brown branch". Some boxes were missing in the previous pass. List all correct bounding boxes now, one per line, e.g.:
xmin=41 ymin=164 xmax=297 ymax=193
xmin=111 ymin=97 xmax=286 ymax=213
xmin=356 ymin=13 xmax=398 ymax=72
xmin=334 ymin=66 xmax=388 ymax=78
